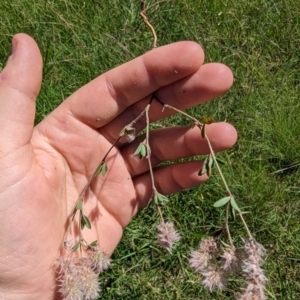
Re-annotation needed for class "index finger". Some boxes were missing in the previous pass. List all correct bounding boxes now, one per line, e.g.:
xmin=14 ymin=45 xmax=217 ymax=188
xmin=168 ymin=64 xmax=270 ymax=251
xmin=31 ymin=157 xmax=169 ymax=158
xmin=55 ymin=41 xmax=204 ymax=128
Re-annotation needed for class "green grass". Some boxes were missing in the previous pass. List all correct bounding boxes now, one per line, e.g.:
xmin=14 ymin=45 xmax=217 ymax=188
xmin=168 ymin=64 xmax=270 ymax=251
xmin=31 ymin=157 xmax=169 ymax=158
xmin=1 ymin=0 xmax=300 ymax=299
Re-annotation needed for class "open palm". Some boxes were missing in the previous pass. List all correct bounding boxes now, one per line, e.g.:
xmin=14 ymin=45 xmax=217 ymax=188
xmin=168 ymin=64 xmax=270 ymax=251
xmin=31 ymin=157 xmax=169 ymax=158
xmin=0 ymin=34 xmax=237 ymax=299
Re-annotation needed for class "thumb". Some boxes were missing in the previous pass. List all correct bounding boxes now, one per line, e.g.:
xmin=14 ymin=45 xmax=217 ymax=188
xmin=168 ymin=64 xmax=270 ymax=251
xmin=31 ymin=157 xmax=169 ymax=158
xmin=0 ymin=33 xmax=43 ymax=152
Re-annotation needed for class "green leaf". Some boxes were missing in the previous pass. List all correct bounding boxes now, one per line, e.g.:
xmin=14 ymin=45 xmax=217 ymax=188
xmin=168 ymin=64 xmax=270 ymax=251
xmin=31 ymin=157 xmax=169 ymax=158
xmin=140 ymin=144 xmax=147 ymax=157
xmin=134 ymin=143 xmax=142 ymax=155
xmin=199 ymin=156 xmax=208 ymax=176
xmin=89 ymin=240 xmax=98 ymax=248
xmin=84 ymin=215 xmax=91 ymax=229
xmin=72 ymin=241 xmax=81 ymax=252
xmin=199 ymin=155 xmax=214 ymax=176
xmin=216 ymin=157 xmax=226 ymax=165
xmin=80 ymin=216 xmax=85 ymax=229
xmin=154 ymin=193 xmax=169 ymax=206
xmin=230 ymin=205 xmax=236 ymax=220
xmin=230 ymin=197 xmax=241 ymax=212
xmin=208 ymin=155 xmax=214 ymax=169
xmin=94 ymin=165 xmax=102 ymax=176
xmin=199 ymin=164 xmax=207 ymax=176
xmin=206 ymin=155 xmax=214 ymax=176
xmin=94 ymin=162 xmax=108 ymax=177
xmin=213 ymin=196 xmax=231 ymax=208
xmin=100 ymin=163 xmax=108 ymax=176
xmin=76 ymin=200 xmax=83 ymax=210
xmin=134 ymin=143 xmax=147 ymax=159
xmin=80 ymin=214 xmax=92 ymax=229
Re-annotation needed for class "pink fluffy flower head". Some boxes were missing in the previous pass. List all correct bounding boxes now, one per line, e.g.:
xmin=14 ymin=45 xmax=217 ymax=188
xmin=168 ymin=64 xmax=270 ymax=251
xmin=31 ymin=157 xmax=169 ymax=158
xmin=189 ymin=237 xmax=218 ymax=273
xmin=221 ymin=246 xmax=239 ymax=271
xmin=157 ymin=221 xmax=180 ymax=253
xmin=55 ymin=255 xmax=102 ymax=300
xmin=201 ymin=268 xmax=226 ymax=292
xmin=87 ymin=247 xmax=111 ymax=274
xmin=238 ymin=238 xmax=267 ymax=300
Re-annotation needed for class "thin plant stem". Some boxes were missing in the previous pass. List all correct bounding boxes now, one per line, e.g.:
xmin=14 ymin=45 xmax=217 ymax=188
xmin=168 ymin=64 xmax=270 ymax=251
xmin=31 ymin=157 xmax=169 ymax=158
xmin=145 ymin=103 xmax=156 ymax=191
xmin=63 ymin=136 xmax=122 ymax=243
xmin=204 ymin=129 xmax=253 ymax=239
xmin=154 ymin=94 xmax=253 ymax=240
xmin=238 ymin=213 xmax=253 ymax=239
xmin=140 ymin=0 xmax=158 ymax=48
xmin=159 ymin=102 xmax=200 ymax=125
xmin=204 ymin=132 xmax=231 ymax=194
xmin=63 ymin=95 xmax=156 ymax=244
xmin=144 ymin=95 xmax=161 ymax=207
xmin=157 ymin=205 xmax=164 ymax=222
xmin=204 ymin=133 xmax=235 ymax=244
xmin=225 ymin=202 xmax=233 ymax=247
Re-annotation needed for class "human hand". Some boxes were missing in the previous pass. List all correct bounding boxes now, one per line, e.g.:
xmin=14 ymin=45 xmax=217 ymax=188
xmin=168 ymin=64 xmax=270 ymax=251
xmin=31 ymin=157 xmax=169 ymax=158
xmin=0 ymin=33 xmax=237 ymax=299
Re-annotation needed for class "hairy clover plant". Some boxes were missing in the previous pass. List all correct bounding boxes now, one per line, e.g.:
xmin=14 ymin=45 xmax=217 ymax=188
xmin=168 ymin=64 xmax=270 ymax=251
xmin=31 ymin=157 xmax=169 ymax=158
xmin=55 ymin=2 xmax=268 ymax=299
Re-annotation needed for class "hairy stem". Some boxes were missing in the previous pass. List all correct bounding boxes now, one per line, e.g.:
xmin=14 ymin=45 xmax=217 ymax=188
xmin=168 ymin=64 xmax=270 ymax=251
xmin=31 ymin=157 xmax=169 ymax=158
xmin=157 ymin=205 xmax=164 ymax=222
xmin=154 ymin=94 xmax=253 ymax=240
xmin=63 ymin=95 xmax=157 ymax=245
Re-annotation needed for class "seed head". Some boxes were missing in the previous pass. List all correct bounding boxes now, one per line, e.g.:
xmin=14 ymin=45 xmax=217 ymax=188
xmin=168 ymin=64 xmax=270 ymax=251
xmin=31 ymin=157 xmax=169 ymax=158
xmin=201 ymin=268 xmax=226 ymax=292
xmin=189 ymin=250 xmax=211 ymax=273
xmin=88 ymin=247 xmax=111 ymax=274
xmin=55 ymin=255 xmax=101 ymax=300
xmin=238 ymin=238 xmax=267 ymax=300
xmin=157 ymin=221 xmax=180 ymax=253
xmin=221 ymin=246 xmax=239 ymax=271
xmin=189 ymin=237 xmax=218 ymax=273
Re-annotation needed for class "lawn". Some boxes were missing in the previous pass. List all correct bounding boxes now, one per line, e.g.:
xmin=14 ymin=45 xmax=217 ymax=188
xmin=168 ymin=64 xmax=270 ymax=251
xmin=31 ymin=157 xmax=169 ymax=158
xmin=1 ymin=0 xmax=299 ymax=299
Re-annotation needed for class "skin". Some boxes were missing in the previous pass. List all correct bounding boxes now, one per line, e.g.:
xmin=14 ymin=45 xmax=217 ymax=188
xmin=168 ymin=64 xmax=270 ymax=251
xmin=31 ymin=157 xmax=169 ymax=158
xmin=0 ymin=33 xmax=237 ymax=299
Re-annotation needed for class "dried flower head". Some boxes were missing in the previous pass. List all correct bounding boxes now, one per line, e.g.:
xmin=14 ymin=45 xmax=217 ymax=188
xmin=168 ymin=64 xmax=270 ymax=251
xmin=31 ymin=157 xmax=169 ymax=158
xmin=59 ymin=275 xmax=83 ymax=300
xmin=238 ymin=283 xmax=267 ymax=300
xmin=189 ymin=250 xmax=211 ymax=273
xmin=189 ymin=237 xmax=218 ymax=273
xmin=221 ymin=246 xmax=239 ymax=271
xmin=201 ymin=268 xmax=226 ymax=292
xmin=157 ymin=221 xmax=180 ymax=253
xmin=55 ymin=255 xmax=101 ymax=300
xmin=243 ymin=238 xmax=266 ymax=264
xmin=238 ymin=238 xmax=267 ymax=300
xmin=199 ymin=237 xmax=218 ymax=254
xmin=88 ymin=247 xmax=111 ymax=274
xmin=126 ymin=132 xmax=136 ymax=143
xmin=122 ymin=126 xmax=136 ymax=143
xmin=79 ymin=264 xmax=100 ymax=300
